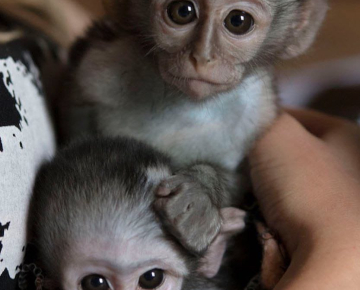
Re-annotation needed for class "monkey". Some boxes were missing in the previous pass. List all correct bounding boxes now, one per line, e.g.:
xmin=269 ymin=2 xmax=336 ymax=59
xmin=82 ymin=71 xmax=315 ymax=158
xmin=26 ymin=137 xmax=281 ymax=290
xmin=60 ymin=0 xmax=328 ymax=255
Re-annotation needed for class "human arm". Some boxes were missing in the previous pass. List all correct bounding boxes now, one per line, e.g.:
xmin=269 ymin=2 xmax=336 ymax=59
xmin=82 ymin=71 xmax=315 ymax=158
xmin=249 ymin=110 xmax=360 ymax=289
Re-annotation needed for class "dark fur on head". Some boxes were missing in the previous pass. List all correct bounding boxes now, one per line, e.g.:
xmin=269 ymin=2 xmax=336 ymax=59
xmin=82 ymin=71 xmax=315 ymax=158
xmin=27 ymin=137 xmax=201 ymax=286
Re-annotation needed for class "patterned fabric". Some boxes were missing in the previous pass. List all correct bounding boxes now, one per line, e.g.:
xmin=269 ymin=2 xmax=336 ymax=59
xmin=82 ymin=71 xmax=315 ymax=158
xmin=0 ymin=13 xmax=58 ymax=290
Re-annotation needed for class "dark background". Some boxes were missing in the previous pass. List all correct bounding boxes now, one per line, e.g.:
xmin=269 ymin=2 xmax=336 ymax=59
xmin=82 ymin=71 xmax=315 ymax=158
xmin=71 ymin=0 xmax=360 ymax=70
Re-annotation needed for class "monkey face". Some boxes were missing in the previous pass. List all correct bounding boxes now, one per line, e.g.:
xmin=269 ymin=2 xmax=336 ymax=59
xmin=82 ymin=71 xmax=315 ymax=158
xmin=150 ymin=0 xmax=273 ymax=100
xmin=80 ymin=270 xmax=165 ymax=290
xmin=102 ymin=0 xmax=328 ymax=102
xmin=61 ymin=232 xmax=189 ymax=290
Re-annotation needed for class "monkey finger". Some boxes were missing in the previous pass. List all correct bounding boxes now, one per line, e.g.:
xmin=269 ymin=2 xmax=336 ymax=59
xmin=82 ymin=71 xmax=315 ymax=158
xmin=156 ymin=175 xmax=194 ymax=197
xmin=159 ymin=186 xmax=214 ymax=223
xmin=160 ymin=191 xmax=195 ymax=217
xmin=220 ymin=208 xmax=246 ymax=234
xmin=156 ymin=185 xmax=172 ymax=197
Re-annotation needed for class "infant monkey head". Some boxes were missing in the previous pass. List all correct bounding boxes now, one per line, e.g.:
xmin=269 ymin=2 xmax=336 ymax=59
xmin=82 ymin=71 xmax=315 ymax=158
xmin=28 ymin=138 xmax=244 ymax=290
xmin=105 ymin=0 xmax=327 ymax=100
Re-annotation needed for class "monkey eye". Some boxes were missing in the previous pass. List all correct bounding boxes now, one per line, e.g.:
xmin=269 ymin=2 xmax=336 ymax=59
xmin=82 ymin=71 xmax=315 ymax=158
xmin=224 ymin=10 xmax=254 ymax=35
xmin=81 ymin=274 xmax=110 ymax=290
xmin=167 ymin=1 xmax=197 ymax=25
xmin=138 ymin=269 xmax=165 ymax=289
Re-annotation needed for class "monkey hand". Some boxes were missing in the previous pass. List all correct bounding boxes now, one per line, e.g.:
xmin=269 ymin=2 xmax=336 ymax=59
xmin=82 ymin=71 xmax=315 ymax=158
xmin=154 ymin=174 xmax=223 ymax=254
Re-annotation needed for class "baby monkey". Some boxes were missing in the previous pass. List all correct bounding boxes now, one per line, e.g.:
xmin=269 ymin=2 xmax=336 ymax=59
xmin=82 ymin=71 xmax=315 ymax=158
xmin=27 ymin=138 xmax=280 ymax=290
xmin=62 ymin=0 xmax=328 ymax=254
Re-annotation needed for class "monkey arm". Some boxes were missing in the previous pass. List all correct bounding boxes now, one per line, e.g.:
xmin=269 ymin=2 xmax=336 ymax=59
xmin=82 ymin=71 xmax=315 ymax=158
xmin=176 ymin=163 xmax=241 ymax=207
xmin=154 ymin=162 xmax=245 ymax=254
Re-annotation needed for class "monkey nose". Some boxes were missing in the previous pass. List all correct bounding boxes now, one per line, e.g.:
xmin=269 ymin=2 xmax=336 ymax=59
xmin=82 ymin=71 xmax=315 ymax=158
xmin=190 ymin=52 xmax=215 ymax=68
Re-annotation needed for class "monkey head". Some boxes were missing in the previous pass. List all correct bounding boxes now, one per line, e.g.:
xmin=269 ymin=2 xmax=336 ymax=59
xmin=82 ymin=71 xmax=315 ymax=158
xmin=28 ymin=138 xmax=245 ymax=290
xmin=104 ymin=0 xmax=327 ymax=100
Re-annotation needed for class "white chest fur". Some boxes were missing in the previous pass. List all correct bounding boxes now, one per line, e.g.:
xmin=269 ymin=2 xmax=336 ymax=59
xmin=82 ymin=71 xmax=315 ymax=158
xmin=76 ymin=40 xmax=277 ymax=170
xmin=97 ymin=77 xmax=276 ymax=170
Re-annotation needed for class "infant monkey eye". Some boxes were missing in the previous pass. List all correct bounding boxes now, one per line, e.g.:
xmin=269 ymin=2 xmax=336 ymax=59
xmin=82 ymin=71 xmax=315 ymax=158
xmin=167 ymin=1 xmax=197 ymax=25
xmin=138 ymin=269 xmax=165 ymax=289
xmin=81 ymin=274 xmax=110 ymax=290
xmin=224 ymin=10 xmax=254 ymax=35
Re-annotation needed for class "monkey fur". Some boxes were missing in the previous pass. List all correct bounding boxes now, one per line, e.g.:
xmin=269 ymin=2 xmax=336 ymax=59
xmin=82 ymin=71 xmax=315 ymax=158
xmin=26 ymin=137 xmax=280 ymax=290
xmin=59 ymin=0 xmax=328 ymax=259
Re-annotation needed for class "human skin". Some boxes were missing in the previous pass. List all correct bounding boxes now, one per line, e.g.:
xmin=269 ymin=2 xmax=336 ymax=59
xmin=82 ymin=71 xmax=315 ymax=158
xmin=1 ymin=0 xmax=92 ymax=47
xmin=249 ymin=109 xmax=360 ymax=289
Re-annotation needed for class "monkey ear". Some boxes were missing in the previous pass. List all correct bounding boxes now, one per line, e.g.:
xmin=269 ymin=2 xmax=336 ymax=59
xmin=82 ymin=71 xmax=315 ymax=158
xmin=281 ymin=0 xmax=328 ymax=60
xmin=198 ymin=207 xmax=246 ymax=278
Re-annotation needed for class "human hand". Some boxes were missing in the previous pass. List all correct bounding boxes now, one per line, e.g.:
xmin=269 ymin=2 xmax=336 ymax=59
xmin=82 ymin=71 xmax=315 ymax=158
xmin=249 ymin=109 xmax=360 ymax=289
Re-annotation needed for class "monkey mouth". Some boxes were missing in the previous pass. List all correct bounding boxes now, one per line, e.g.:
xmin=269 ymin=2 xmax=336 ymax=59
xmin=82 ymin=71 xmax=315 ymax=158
xmin=164 ymin=72 xmax=234 ymax=100
xmin=167 ymin=73 xmax=229 ymax=87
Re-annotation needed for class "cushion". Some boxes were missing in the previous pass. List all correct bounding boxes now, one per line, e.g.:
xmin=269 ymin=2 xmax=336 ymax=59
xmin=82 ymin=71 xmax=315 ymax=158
xmin=0 ymin=12 xmax=59 ymax=290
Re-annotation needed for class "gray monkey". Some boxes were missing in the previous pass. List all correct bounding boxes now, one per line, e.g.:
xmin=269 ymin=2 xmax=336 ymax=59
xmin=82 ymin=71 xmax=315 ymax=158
xmin=59 ymin=0 xmax=328 ymax=254
xmin=26 ymin=137 xmax=282 ymax=290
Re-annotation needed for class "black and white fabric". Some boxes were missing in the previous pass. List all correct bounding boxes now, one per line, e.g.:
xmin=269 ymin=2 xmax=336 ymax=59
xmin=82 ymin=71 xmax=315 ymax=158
xmin=0 ymin=14 xmax=58 ymax=290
